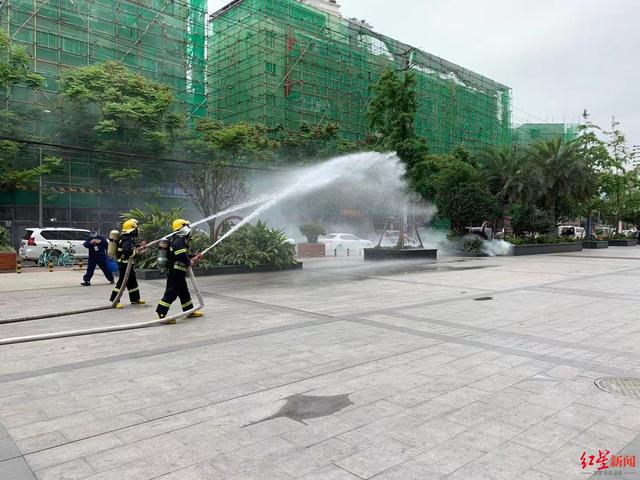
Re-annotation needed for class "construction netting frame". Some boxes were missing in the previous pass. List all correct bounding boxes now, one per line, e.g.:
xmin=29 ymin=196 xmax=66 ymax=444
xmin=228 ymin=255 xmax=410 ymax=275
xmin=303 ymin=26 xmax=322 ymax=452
xmin=207 ymin=0 xmax=513 ymax=152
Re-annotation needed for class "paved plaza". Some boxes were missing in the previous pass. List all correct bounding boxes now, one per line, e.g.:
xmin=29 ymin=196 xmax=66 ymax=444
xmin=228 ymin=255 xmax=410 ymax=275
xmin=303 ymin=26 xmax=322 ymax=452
xmin=1 ymin=249 xmax=640 ymax=479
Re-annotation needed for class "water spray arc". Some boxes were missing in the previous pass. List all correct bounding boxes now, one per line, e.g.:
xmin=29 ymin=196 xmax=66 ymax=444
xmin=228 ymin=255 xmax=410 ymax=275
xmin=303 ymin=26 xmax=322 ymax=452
xmin=1 ymin=195 xmax=275 ymax=326
xmin=0 ymin=153 xmax=400 ymax=345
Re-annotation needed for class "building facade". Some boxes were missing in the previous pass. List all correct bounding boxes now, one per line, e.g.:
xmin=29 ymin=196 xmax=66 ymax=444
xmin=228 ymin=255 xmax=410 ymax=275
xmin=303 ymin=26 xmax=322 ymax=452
xmin=208 ymin=0 xmax=513 ymax=152
xmin=0 ymin=0 xmax=206 ymax=243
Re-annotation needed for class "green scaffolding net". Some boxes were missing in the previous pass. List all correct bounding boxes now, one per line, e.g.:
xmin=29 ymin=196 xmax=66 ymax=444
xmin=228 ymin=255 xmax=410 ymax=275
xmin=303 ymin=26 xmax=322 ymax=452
xmin=208 ymin=0 xmax=513 ymax=152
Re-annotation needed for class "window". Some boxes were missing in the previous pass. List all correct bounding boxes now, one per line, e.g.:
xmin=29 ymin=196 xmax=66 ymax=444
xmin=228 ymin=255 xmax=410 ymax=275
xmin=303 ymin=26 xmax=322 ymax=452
xmin=22 ymin=230 xmax=33 ymax=240
xmin=36 ymin=31 xmax=58 ymax=49
xmin=266 ymin=30 xmax=276 ymax=49
xmin=62 ymin=37 xmax=86 ymax=55
xmin=264 ymin=62 xmax=276 ymax=75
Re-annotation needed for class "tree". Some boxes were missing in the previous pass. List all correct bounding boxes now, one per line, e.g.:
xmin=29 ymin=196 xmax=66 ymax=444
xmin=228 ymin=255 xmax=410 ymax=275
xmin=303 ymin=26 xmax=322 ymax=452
xmin=435 ymin=160 xmax=497 ymax=232
xmin=604 ymin=116 xmax=633 ymax=231
xmin=0 ymin=29 xmax=61 ymax=191
xmin=179 ymin=119 xmax=276 ymax=240
xmin=531 ymin=138 xmax=597 ymax=233
xmin=61 ymin=61 xmax=183 ymax=155
xmin=273 ymin=123 xmax=356 ymax=164
xmin=574 ymin=109 xmax=612 ymax=237
xmin=60 ymin=61 xmax=184 ymax=198
xmin=475 ymin=144 xmax=540 ymax=236
xmin=367 ymin=69 xmax=427 ymax=168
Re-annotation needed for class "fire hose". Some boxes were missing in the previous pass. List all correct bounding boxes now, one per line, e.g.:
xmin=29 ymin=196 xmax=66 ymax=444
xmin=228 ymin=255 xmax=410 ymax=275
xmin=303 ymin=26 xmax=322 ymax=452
xmin=0 ymin=267 xmax=203 ymax=345
xmin=1 ymin=195 xmax=274 ymax=325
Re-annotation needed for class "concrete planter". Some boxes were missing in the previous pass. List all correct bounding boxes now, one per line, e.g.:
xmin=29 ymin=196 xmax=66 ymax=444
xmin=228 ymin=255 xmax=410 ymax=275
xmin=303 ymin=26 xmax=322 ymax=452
xmin=364 ymin=247 xmax=437 ymax=261
xmin=297 ymin=243 xmax=325 ymax=258
xmin=137 ymin=262 xmax=303 ymax=280
xmin=608 ymin=239 xmax=638 ymax=247
xmin=0 ymin=251 xmax=17 ymax=272
xmin=583 ymin=240 xmax=609 ymax=249
xmin=511 ymin=243 xmax=582 ymax=256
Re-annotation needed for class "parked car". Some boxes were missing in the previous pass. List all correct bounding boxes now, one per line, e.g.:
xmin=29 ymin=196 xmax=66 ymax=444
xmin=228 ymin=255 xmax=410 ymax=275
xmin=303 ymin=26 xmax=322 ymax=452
xmin=19 ymin=228 xmax=90 ymax=263
xmin=321 ymin=233 xmax=373 ymax=255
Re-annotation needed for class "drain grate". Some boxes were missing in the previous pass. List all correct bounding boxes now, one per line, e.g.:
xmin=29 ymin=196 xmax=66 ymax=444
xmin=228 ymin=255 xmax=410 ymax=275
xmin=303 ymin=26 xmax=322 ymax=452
xmin=595 ymin=377 xmax=640 ymax=399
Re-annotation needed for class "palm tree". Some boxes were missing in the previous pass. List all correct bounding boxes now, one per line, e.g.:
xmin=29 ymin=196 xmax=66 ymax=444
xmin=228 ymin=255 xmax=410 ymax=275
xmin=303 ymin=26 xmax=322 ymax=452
xmin=476 ymin=144 xmax=541 ymax=236
xmin=531 ymin=138 xmax=597 ymax=234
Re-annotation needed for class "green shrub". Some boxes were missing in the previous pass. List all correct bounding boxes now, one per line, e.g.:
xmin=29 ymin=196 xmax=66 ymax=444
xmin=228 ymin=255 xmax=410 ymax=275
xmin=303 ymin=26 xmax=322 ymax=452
xmin=0 ymin=226 xmax=14 ymax=252
xmin=506 ymin=235 xmax=575 ymax=245
xmin=210 ymin=221 xmax=296 ymax=268
xmin=299 ymin=223 xmax=326 ymax=243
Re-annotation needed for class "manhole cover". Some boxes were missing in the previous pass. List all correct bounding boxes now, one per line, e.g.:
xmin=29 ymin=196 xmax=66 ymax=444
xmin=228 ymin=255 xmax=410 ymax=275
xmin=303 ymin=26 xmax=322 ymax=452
xmin=595 ymin=377 xmax=640 ymax=398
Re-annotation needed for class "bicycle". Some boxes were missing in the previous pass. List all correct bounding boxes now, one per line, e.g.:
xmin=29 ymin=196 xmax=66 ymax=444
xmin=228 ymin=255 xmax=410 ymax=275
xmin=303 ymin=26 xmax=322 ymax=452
xmin=37 ymin=242 xmax=58 ymax=267
xmin=57 ymin=241 xmax=76 ymax=268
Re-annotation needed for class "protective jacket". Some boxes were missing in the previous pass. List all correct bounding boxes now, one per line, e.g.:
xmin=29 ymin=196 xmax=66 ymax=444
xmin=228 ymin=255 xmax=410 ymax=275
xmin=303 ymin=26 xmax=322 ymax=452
xmin=116 ymin=232 xmax=136 ymax=264
xmin=83 ymin=235 xmax=108 ymax=260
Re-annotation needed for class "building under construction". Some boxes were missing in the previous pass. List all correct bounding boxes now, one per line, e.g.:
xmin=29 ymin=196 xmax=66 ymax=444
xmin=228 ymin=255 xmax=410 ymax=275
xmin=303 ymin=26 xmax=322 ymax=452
xmin=0 ymin=0 xmax=574 ymax=244
xmin=208 ymin=0 xmax=513 ymax=152
xmin=0 ymin=0 xmax=207 ymax=242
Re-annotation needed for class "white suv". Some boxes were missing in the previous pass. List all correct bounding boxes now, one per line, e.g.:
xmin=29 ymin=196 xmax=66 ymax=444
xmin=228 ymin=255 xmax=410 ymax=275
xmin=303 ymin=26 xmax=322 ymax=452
xmin=19 ymin=228 xmax=91 ymax=263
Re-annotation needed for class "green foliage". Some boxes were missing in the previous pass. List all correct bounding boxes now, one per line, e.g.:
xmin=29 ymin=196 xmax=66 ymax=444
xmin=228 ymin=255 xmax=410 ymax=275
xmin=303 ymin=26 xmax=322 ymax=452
xmin=273 ymin=123 xmax=357 ymax=163
xmin=0 ymin=29 xmax=44 ymax=97
xmin=367 ymin=69 xmax=427 ymax=168
xmin=435 ymin=160 xmax=497 ymax=232
xmin=209 ymin=221 xmax=296 ymax=268
xmin=406 ymin=154 xmax=450 ymax=202
xmin=61 ymin=61 xmax=183 ymax=154
xmin=531 ymin=137 xmax=597 ymax=232
xmin=0 ymin=29 xmax=60 ymax=191
xmin=299 ymin=223 xmax=326 ymax=243
xmin=0 ymin=225 xmax=13 ymax=251
xmin=509 ymin=203 xmax=553 ymax=236
xmin=507 ymin=235 xmax=576 ymax=245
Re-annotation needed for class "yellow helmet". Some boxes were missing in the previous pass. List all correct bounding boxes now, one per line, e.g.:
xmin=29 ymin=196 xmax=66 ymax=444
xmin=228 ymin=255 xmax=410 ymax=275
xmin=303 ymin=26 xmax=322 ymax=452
xmin=122 ymin=219 xmax=138 ymax=234
xmin=172 ymin=218 xmax=190 ymax=232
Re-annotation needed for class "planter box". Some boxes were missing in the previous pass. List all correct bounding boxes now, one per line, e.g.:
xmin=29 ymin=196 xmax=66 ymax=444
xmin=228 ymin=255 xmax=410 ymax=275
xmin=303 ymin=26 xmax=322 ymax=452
xmin=364 ymin=247 xmax=437 ymax=261
xmin=297 ymin=243 xmax=325 ymax=258
xmin=0 ymin=251 xmax=17 ymax=272
xmin=511 ymin=243 xmax=582 ymax=256
xmin=608 ymin=239 xmax=638 ymax=247
xmin=583 ymin=240 xmax=609 ymax=249
xmin=137 ymin=262 xmax=303 ymax=280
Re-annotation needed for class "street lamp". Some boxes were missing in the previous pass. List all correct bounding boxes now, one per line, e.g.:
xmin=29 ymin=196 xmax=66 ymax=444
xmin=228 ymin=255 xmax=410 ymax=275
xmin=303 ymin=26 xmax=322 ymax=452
xmin=38 ymin=109 xmax=52 ymax=228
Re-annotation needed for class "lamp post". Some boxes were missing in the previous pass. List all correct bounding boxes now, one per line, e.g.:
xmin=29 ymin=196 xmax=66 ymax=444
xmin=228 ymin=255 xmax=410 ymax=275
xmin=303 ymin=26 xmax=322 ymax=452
xmin=38 ymin=109 xmax=51 ymax=228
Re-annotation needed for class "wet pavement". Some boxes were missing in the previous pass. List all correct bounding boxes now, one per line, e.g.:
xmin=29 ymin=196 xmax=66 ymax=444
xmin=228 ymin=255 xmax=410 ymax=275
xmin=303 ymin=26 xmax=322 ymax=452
xmin=2 ymin=249 xmax=640 ymax=479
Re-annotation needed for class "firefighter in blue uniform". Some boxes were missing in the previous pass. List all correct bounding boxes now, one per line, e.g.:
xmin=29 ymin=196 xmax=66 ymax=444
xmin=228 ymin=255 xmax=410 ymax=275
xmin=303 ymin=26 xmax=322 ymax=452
xmin=156 ymin=219 xmax=203 ymax=322
xmin=81 ymin=229 xmax=114 ymax=286
xmin=110 ymin=219 xmax=145 ymax=308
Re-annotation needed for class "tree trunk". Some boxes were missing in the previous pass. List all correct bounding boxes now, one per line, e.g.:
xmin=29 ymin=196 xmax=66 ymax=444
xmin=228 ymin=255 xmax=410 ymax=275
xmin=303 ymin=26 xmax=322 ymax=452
xmin=208 ymin=219 xmax=216 ymax=242
xmin=549 ymin=199 xmax=557 ymax=236
xmin=502 ymin=202 xmax=513 ymax=237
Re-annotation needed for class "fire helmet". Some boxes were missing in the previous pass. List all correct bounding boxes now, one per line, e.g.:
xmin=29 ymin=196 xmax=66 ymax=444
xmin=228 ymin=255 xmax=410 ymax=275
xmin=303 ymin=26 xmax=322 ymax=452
xmin=122 ymin=219 xmax=139 ymax=234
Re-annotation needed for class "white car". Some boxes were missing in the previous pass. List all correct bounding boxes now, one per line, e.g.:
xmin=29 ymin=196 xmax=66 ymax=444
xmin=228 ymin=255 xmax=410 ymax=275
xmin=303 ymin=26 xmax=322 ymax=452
xmin=19 ymin=228 xmax=91 ymax=263
xmin=322 ymin=233 xmax=373 ymax=255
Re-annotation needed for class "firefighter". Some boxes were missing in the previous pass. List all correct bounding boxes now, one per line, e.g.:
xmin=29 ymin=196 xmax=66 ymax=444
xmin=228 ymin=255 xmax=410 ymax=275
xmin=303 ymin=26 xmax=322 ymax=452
xmin=81 ymin=229 xmax=114 ymax=286
xmin=156 ymin=219 xmax=203 ymax=322
xmin=110 ymin=219 xmax=145 ymax=308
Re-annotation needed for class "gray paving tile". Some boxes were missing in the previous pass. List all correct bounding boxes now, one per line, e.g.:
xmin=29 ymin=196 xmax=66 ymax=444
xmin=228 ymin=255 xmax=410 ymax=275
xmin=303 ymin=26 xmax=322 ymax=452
xmin=0 ymin=457 xmax=36 ymax=480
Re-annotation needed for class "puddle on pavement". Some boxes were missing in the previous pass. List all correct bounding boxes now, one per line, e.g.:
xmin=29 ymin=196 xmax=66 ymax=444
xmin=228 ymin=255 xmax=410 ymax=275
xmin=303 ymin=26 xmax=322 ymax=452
xmin=245 ymin=394 xmax=353 ymax=426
